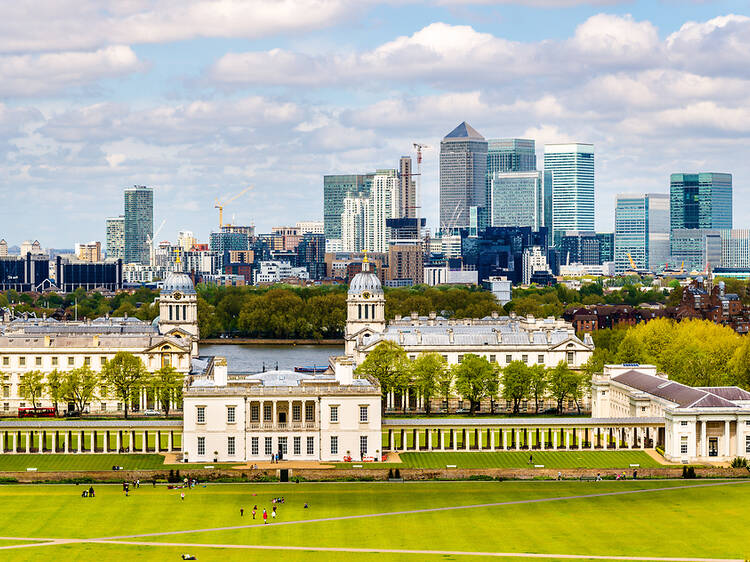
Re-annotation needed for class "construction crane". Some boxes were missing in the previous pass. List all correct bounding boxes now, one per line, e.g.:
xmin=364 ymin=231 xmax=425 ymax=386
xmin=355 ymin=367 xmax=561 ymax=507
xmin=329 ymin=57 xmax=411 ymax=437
xmin=627 ymin=252 xmax=638 ymax=271
xmin=412 ymin=143 xmax=431 ymax=217
xmin=214 ymin=186 xmax=252 ymax=228
xmin=146 ymin=219 xmax=167 ymax=266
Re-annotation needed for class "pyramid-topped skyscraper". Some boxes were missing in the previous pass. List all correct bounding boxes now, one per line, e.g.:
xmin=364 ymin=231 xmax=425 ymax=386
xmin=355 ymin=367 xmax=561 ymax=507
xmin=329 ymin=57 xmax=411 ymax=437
xmin=439 ymin=122 xmax=488 ymax=232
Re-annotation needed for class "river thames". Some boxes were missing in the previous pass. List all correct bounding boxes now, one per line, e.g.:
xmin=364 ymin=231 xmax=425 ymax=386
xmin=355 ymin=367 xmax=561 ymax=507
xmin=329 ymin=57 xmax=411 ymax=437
xmin=199 ymin=344 xmax=344 ymax=373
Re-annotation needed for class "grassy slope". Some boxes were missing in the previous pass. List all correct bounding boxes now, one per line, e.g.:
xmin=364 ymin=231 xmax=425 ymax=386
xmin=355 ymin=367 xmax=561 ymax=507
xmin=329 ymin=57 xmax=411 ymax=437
xmin=0 ymin=454 xmax=238 ymax=472
xmin=1 ymin=481 xmax=748 ymax=561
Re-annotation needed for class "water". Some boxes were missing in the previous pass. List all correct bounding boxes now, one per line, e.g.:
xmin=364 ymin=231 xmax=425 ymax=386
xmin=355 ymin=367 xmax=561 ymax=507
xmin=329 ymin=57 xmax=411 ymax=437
xmin=199 ymin=344 xmax=343 ymax=374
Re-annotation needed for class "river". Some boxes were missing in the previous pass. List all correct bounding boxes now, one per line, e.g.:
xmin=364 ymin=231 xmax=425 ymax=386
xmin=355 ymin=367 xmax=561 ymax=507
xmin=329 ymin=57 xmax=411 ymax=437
xmin=199 ymin=344 xmax=344 ymax=373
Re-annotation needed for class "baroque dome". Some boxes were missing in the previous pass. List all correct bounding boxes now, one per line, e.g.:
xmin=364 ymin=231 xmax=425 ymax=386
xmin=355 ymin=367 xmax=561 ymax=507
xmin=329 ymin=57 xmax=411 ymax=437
xmin=348 ymin=268 xmax=383 ymax=296
xmin=162 ymin=272 xmax=196 ymax=295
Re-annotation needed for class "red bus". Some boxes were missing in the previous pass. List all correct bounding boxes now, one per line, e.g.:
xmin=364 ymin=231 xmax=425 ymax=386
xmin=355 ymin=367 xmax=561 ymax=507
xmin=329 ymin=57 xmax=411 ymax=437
xmin=18 ymin=407 xmax=56 ymax=418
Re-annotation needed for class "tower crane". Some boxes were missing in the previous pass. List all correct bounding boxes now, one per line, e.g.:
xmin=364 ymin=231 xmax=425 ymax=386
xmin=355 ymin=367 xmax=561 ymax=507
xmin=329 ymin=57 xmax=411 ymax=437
xmin=412 ymin=143 xmax=431 ymax=216
xmin=214 ymin=186 xmax=253 ymax=228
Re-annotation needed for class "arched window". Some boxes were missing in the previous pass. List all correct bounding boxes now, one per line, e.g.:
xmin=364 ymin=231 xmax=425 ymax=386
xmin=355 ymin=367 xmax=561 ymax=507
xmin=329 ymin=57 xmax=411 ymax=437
xmin=358 ymin=304 xmax=362 ymax=319
xmin=169 ymin=305 xmax=173 ymax=321
xmin=364 ymin=304 xmax=369 ymax=319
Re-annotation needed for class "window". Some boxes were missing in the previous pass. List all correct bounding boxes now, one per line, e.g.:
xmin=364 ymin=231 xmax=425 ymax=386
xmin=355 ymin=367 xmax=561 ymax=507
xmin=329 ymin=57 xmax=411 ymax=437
xmin=505 ymin=355 xmax=512 ymax=364
xmin=409 ymin=355 xmax=415 ymax=361
xmin=442 ymin=355 xmax=448 ymax=361
xmin=101 ymin=357 xmax=107 ymax=367
xmin=307 ymin=436 xmax=315 ymax=455
xmin=457 ymin=355 xmax=463 ymax=363
xmin=680 ymin=436 xmax=688 ymax=455
xmin=197 ymin=406 xmax=205 ymax=424
xmin=251 ymin=437 xmax=259 ymax=456
xmin=35 ymin=357 xmax=42 ymax=366
xmin=51 ymin=357 xmax=58 ymax=366
xmin=641 ymin=406 xmax=646 ymax=412
xmin=1 ymin=357 xmax=8 ymax=366
xmin=19 ymin=357 xmax=25 ymax=367
xmin=567 ymin=351 xmax=574 ymax=364
xmin=489 ymin=354 xmax=496 ymax=363
xmin=680 ymin=420 xmax=688 ymax=426
xmin=330 ymin=405 xmax=339 ymax=422
xmin=521 ymin=354 xmax=528 ymax=364
xmin=251 ymin=404 xmax=259 ymax=422
xmin=197 ymin=437 xmax=205 ymax=456
xmin=522 ymin=400 xmax=528 ymax=412
xmin=67 ymin=357 xmax=74 ymax=366
xmin=360 ymin=435 xmax=368 ymax=457
xmin=293 ymin=436 xmax=301 ymax=455
xmin=278 ymin=437 xmax=287 ymax=455
xmin=3 ymin=403 xmax=8 ymax=411
xmin=359 ymin=405 xmax=368 ymax=423
xmin=305 ymin=403 xmax=314 ymax=421
xmin=292 ymin=404 xmax=301 ymax=422
xmin=265 ymin=437 xmax=273 ymax=455
xmin=2 ymin=386 xmax=8 ymax=398
xmin=330 ymin=436 xmax=338 ymax=455
xmin=227 ymin=406 xmax=236 ymax=423
xmin=100 ymin=402 xmax=107 ymax=412
xmin=228 ymin=437 xmax=236 ymax=456
xmin=117 ymin=402 xmax=123 ymax=411
xmin=263 ymin=403 xmax=272 ymax=421
xmin=84 ymin=357 xmax=91 ymax=366
xmin=537 ymin=355 xmax=544 ymax=364
xmin=746 ymin=435 xmax=750 ymax=454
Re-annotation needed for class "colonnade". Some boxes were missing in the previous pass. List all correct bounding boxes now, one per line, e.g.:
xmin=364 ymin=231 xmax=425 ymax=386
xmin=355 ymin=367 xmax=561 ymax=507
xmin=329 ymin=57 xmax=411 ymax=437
xmin=383 ymin=423 xmax=663 ymax=452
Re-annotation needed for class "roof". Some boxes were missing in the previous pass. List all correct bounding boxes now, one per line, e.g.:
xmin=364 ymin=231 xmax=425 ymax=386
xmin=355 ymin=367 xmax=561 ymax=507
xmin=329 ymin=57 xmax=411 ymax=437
xmin=348 ymin=269 xmax=383 ymax=296
xmin=444 ymin=121 xmax=484 ymax=140
xmin=0 ymin=419 xmax=182 ymax=428
xmin=697 ymin=387 xmax=750 ymax=401
xmin=383 ymin=417 xmax=664 ymax=427
xmin=612 ymin=370 xmax=738 ymax=409
xmin=162 ymin=272 xmax=196 ymax=295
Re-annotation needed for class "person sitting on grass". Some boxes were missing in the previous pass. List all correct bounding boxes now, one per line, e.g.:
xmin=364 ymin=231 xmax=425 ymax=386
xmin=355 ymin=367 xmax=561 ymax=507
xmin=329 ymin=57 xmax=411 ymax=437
xmin=88 ymin=486 xmax=95 ymax=498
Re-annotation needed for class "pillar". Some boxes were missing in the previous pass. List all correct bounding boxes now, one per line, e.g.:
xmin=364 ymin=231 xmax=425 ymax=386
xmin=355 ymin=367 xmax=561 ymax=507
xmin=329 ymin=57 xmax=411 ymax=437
xmin=725 ymin=420 xmax=731 ymax=457
xmin=117 ymin=431 xmax=122 ymax=453
xmin=52 ymin=431 xmax=57 ymax=453
xmin=540 ymin=429 xmax=545 ymax=451
xmin=78 ymin=431 xmax=83 ymax=453
xmin=12 ymin=432 xmax=18 ymax=453
xmin=440 ymin=429 xmax=445 ymax=450
xmin=427 ymin=429 xmax=432 ymax=450
xmin=143 ymin=430 xmax=148 ymax=453
xmin=590 ymin=428 xmax=595 ymax=450
xmin=452 ymin=429 xmax=457 ymax=451
xmin=25 ymin=431 xmax=31 ymax=453
xmin=168 ymin=431 xmax=174 ymax=452
xmin=515 ymin=429 xmax=520 ymax=451
xmin=490 ymin=430 xmax=496 ymax=451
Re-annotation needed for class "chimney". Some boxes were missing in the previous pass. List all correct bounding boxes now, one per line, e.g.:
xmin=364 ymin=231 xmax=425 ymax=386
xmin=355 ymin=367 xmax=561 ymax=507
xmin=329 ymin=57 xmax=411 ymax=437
xmin=335 ymin=357 xmax=354 ymax=385
xmin=44 ymin=335 xmax=51 ymax=347
xmin=491 ymin=311 xmax=498 ymax=319
xmin=398 ymin=331 xmax=405 ymax=345
xmin=415 ymin=329 xmax=422 ymax=344
xmin=92 ymin=335 xmax=99 ymax=347
xmin=447 ymin=328 xmax=454 ymax=344
xmin=213 ymin=357 xmax=228 ymax=386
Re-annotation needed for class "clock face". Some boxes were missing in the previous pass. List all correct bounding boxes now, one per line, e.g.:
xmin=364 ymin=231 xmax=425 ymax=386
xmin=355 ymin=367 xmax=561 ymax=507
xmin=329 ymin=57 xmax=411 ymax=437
xmin=173 ymin=292 xmax=182 ymax=300
xmin=362 ymin=291 xmax=371 ymax=299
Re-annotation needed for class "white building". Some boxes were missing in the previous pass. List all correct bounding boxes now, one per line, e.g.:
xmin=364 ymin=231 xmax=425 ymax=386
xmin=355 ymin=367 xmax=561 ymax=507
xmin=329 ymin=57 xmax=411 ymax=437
xmin=484 ymin=276 xmax=512 ymax=305
xmin=522 ymin=246 xmax=551 ymax=284
xmin=296 ymin=221 xmax=324 ymax=235
xmin=592 ymin=364 xmax=750 ymax=462
xmin=341 ymin=196 xmax=371 ymax=253
xmin=254 ymin=261 xmax=309 ymax=284
xmin=559 ymin=262 xmax=615 ymax=277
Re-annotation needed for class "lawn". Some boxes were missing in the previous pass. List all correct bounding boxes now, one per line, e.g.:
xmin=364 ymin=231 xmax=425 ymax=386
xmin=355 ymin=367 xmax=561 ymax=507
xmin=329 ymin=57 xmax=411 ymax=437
xmin=336 ymin=450 xmax=663 ymax=469
xmin=0 ymin=454 xmax=236 ymax=472
xmin=0 ymin=480 xmax=748 ymax=560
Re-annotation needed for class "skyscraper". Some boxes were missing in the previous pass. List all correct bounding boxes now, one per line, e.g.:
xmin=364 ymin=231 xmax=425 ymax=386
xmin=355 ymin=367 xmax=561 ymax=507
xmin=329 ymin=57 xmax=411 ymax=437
xmin=323 ymin=174 xmax=372 ymax=241
xmin=123 ymin=185 xmax=153 ymax=265
xmin=490 ymin=171 xmax=544 ymax=230
xmin=486 ymin=138 xmax=536 ymax=207
xmin=670 ymin=173 xmax=732 ymax=231
xmin=614 ymin=193 xmax=669 ymax=273
xmin=105 ymin=216 xmax=124 ymax=260
xmin=341 ymin=196 xmax=371 ymax=253
xmin=369 ymin=169 xmax=400 ymax=253
xmin=544 ymin=144 xmax=594 ymax=244
xmin=398 ymin=156 xmax=415 ymax=219
xmin=439 ymin=122 xmax=487 ymax=232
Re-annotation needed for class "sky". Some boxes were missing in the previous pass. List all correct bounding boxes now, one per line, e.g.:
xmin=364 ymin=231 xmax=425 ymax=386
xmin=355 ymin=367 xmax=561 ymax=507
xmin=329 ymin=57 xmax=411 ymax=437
xmin=1 ymin=0 xmax=750 ymax=248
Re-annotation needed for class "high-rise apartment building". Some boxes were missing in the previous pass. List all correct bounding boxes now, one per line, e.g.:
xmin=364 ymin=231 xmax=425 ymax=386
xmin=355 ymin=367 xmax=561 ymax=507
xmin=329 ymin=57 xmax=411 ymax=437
xmin=670 ymin=173 xmax=732 ymax=231
xmin=177 ymin=230 xmax=197 ymax=252
xmin=341 ymin=196 xmax=371 ymax=253
xmin=614 ymin=193 xmax=669 ymax=273
xmin=386 ymin=239 xmax=424 ymax=285
xmin=75 ymin=241 xmax=102 ymax=262
xmin=490 ymin=171 xmax=545 ymax=230
xmin=370 ymin=169 xmax=400 ymax=253
xmin=439 ymin=122 xmax=487 ymax=231
xmin=0 ymin=239 xmax=8 ymax=257
xmin=544 ymin=144 xmax=594 ymax=243
xmin=398 ymin=156 xmax=416 ymax=219
xmin=123 ymin=185 xmax=153 ymax=265
xmin=323 ymin=174 xmax=372 ymax=240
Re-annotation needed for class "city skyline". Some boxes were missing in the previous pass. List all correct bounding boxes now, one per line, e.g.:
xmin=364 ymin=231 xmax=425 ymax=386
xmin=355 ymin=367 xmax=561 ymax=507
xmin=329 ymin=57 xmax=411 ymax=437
xmin=0 ymin=2 xmax=749 ymax=246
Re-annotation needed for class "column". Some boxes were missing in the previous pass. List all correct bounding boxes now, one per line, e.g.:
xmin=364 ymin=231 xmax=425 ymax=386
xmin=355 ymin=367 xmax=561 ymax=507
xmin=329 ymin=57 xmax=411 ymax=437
xmin=156 ymin=431 xmax=162 ymax=452
xmin=12 ymin=432 xmax=18 ymax=454
xmin=78 ymin=431 xmax=83 ymax=453
xmin=427 ymin=429 xmax=432 ymax=450
xmin=452 ymin=429 xmax=457 ymax=451
xmin=117 ymin=431 xmax=122 ymax=453
xmin=142 ymin=430 xmax=148 ymax=453
xmin=102 ymin=431 xmax=108 ymax=453
xmin=168 ymin=431 xmax=174 ymax=452
xmin=0 ymin=431 xmax=4 ymax=453
xmin=490 ymin=430 xmax=496 ymax=451
xmin=725 ymin=420 xmax=731 ymax=457
xmin=52 ymin=431 xmax=57 ymax=453
xmin=515 ymin=429 xmax=520 ymax=451
xmin=25 ymin=431 xmax=31 ymax=453
xmin=639 ymin=427 xmax=645 ymax=449
xmin=540 ymin=429 xmax=545 ymax=451
xmin=553 ymin=430 xmax=558 ymax=450
xmin=590 ymin=428 xmax=595 ymax=450
xmin=440 ymin=429 xmax=445 ymax=450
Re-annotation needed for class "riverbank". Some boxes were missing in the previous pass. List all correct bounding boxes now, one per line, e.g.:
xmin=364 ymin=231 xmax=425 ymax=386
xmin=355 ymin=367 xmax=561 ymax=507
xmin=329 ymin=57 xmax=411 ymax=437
xmin=200 ymin=338 xmax=344 ymax=345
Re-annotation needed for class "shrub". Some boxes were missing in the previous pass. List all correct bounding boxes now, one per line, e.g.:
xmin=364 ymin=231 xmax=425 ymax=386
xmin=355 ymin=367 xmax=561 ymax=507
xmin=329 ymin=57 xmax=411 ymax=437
xmin=730 ymin=457 xmax=748 ymax=468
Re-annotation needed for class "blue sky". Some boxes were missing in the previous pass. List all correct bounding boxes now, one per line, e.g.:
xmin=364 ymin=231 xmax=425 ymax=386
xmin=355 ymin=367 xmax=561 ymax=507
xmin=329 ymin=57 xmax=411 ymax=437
xmin=1 ymin=0 xmax=749 ymax=248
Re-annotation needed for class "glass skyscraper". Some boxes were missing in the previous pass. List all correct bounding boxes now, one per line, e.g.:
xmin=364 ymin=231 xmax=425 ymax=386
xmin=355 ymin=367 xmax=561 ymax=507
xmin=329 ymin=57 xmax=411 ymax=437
xmin=670 ymin=173 xmax=732 ymax=231
xmin=543 ymin=143 xmax=594 ymax=244
xmin=486 ymin=139 xmax=536 ymax=208
xmin=439 ymin=122 xmax=487 ymax=232
xmin=323 ymin=174 xmax=372 ymax=241
xmin=123 ymin=185 xmax=153 ymax=265
xmin=105 ymin=215 xmax=124 ymax=260
xmin=614 ymin=193 xmax=669 ymax=273
xmin=490 ymin=171 xmax=544 ymax=230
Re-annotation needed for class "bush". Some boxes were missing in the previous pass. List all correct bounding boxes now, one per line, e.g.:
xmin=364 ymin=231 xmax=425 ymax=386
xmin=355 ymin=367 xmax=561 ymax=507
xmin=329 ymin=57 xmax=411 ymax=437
xmin=468 ymin=474 xmax=494 ymax=481
xmin=682 ymin=466 xmax=697 ymax=479
xmin=730 ymin=457 xmax=748 ymax=468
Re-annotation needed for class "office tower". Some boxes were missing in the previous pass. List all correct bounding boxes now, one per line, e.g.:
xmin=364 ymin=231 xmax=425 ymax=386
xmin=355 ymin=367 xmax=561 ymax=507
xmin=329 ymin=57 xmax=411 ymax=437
xmin=386 ymin=239 xmax=424 ymax=285
xmin=720 ymin=230 xmax=750 ymax=268
xmin=439 ymin=122 xmax=487 ymax=231
xmin=209 ymin=231 xmax=250 ymax=254
xmin=596 ymin=232 xmax=614 ymax=262
xmin=490 ymin=171 xmax=544 ymax=230
xmin=341 ymin=196 xmax=371 ymax=252
xmin=559 ymin=232 xmax=602 ymax=266
xmin=123 ymin=185 xmax=153 ymax=265
xmin=323 ymin=174 xmax=371 ymax=240
xmin=487 ymin=139 xmax=536 ymax=174
xmin=670 ymin=173 xmax=732 ymax=231
xmin=106 ymin=216 xmax=125 ymax=260
xmin=370 ymin=169 xmax=400 ymax=253
xmin=398 ymin=156 xmax=416 ymax=219
xmin=544 ymin=144 xmax=594 ymax=243
xmin=177 ymin=231 xmax=197 ymax=252
xmin=614 ymin=193 xmax=669 ymax=273
xmin=670 ymin=229 xmax=722 ymax=272
xmin=75 ymin=241 xmax=102 ymax=262
xmin=0 ymin=239 xmax=7 ymax=257
xmin=543 ymin=170 xmax=553 ymax=236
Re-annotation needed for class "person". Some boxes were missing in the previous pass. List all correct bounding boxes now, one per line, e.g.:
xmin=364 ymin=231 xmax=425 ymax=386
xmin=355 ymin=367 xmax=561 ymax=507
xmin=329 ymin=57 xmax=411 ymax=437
xmin=181 ymin=491 xmax=185 ymax=501
xmin=240 ymin=508 xmax=244 ymax=517
xmin=262 ymin=508 xmax=268 ymax=524
xmin=528 ymin=453 xmax=533 ymax=464
xmin=252 ymin=506 xmax=257 ymax=519
xmin=270 ymin=454 xmax=274 ymax=464
xmin=89 ymin=486 xmax=95 ymax=498
xmin=272 ymin=506 xmax=277 ymax=520
xmin=633 ymin=469 xmax=638 ymax=480
xmin=557 ymin=471 xmax=562 ymax=481
xmin=304 ymin=503 xmax=308 ymax=509
xmin=82 ymin=490 xmax=88 ymax=498
xmin=153 ymin=479 xmax=157 ymax=487
xmin=596 ymin=473 xmax=602 ymax=482
xmin=136 ymin=479 xmax=140 ymax=488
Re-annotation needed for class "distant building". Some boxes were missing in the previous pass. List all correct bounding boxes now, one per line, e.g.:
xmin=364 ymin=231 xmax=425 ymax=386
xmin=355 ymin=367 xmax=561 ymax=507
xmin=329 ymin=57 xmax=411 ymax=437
xmin=486 ymin=138 xmax=536 ymax=217
xmin=0 ymin=239 xmax=7 ymax=257
xmin=670 ymin=229 xmax=722 ymax=272
xmin=439 ymin=122 xmax=488 ymax=230
xmin=123 ymin=185 xmax=153 ymax=265
xmin=614 ymin=193 xmax=670 ymax=273
xmin=106 ymin=216 xmax=125 ymax=260
xmin=461 ymin=226 xmax=549 ymax=284
xmin=297 ymin=233 xmax=326 ymax=280
xmin=323 ymin=174 xmax=371 ymax=240
xmin=522 ymin=246 xmax=552 ymax=285
xmin=295 ymin=221 xmax=324 ymax=235
xmin=370 ymin=169 xmax=400 ymax=253
xmin=559 ymin=231 xmax=603 ymax=266
xmin=386 ymin=239 xmax=424 ymax=286
xmin=20 ymin=240 xmax=44 ymax=256
xmin=720 ymin=229 xmax=750 ymax=269
xmin=340 ymin=196 xmax=371 ymax=252
xmin=490 ymin=171 xmax=545 ymax=230
xmin=75 ymin=241 xmax=102 ymax=263
xmin=482 ymin=276 xmax=512 ymax=305
xmin=254 ymin=261 xmax=309 ymax=284
xmin=398 ymin=156 xmax=416 ymax=219
xmin=54 ymin=256 xmax=123 ymax=292
xmin=0 ymin=254 xmax=50 ymax=291
xmin=177 ymin=230 xmax=197 ymax=252
xmin=670 ymin=173 xmax=732 ymax=231
xmin=544 ymin=144 xmax=594 ymax=243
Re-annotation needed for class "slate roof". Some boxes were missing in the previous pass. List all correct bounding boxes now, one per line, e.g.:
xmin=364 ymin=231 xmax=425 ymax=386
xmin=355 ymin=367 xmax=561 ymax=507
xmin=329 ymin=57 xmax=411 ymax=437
xmin=697 ymin=387 xmax=750 ymax=401
xmin=612 ymin=370 xmax=738 ymax=409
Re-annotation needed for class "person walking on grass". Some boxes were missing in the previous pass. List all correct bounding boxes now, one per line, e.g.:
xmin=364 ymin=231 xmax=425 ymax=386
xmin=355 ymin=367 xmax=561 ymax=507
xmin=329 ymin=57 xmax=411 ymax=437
xmin=272 ymin=505 xmax=277 ymax=520
xmin=528 ymin=453 xmax=533 ymax=464
xmin=181 ymin=491 xmax=185 ymax=501
xmin=252 ymin=505 xmax=257 ymax=519
xmin=240 ymin=508 xmax=244 ymax=517
xmin=262 ymin=508 xmax=268 ymax=524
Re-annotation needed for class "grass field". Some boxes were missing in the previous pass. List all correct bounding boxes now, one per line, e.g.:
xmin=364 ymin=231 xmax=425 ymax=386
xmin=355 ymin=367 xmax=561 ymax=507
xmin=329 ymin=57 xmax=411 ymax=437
xmin=0 ymin=454 xmax=240 ymax=472
xmin=0 ymin=479 xmax=749 ymax=560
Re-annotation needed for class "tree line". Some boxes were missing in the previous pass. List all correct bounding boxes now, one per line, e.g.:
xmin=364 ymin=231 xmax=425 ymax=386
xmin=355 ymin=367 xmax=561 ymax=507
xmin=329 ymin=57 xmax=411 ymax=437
xmin=17 ymin=352 xmax=183 ymax=418
xmin=355 ymin=341 xmax=588 ymax=416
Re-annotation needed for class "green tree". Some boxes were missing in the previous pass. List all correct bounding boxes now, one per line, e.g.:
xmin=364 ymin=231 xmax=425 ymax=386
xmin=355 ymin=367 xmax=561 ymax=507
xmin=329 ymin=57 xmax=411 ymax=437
xmin=61 ymin=365 xmax=99 ymax=413
xmin=548 ymin=361 xmax=576 ymax=414
xmin=436 ymin=365 xmax=453 ymax=412
xmin=355 ymin=341 xmax=410 ymax=414
xmin=19 ymin=370 xmax=45 ymax=409
xmin=528 ymin=364 xmax=548 ymax=413
xmin=501 ymin=361 xmax=531 ymax=414
xmin=410 ymin=352 xmax=447 ymax=415
xmin=101 ymin=352 xmax=148 ymax=418
xmin=150 ymin=365 xmax=184 ymax=417
xmin=197 ymin=296 xmax=221 ymax=338
xmin=729 ymin=337 xmax=750 ymax=390
xmin=46 ymin=369 xmax=65 ymax=415
xmin=452 ymin=354 xmax=499 ymax=415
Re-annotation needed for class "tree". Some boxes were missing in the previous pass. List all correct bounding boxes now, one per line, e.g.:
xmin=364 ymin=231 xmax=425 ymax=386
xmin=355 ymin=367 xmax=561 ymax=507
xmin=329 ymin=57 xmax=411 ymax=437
xmin=46 ymin=369 xmax=65 ymax=415
xmin=410 ymin=352 xmax=447 ymax=415
xmin=355 ymin=341 xmax=410 ymax=414
xmin=729 ymin=337 xmax=750 ymax=390
xmin=437 ymin=366 xmax=453 ymax=412
xmin=101 ymin=352 xmax=148 ymax=418
xmin=452 ymin=354 xmax=499 ymax=415
xmin=501 ymin=361 xmax=531 ymax=414
xmin=61 ymin=365 xmax=99 ymax=414
xmin=19 ymin=370 xmax=44 ymax=409
xmin=528 ymin=364 xmax=548 ymax=413
xmin=150 ymin=365 xmax=184 ymax=416
xmin=548 ymin=361 xmax=576 ymax=414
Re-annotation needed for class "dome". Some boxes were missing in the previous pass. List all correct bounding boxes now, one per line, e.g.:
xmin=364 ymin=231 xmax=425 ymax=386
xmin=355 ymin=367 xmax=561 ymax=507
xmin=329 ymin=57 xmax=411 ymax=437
xmin=348 ymin=270 xmax=383 ymax=296
xmin=162 ymin=272 xmax=196 ymax=295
